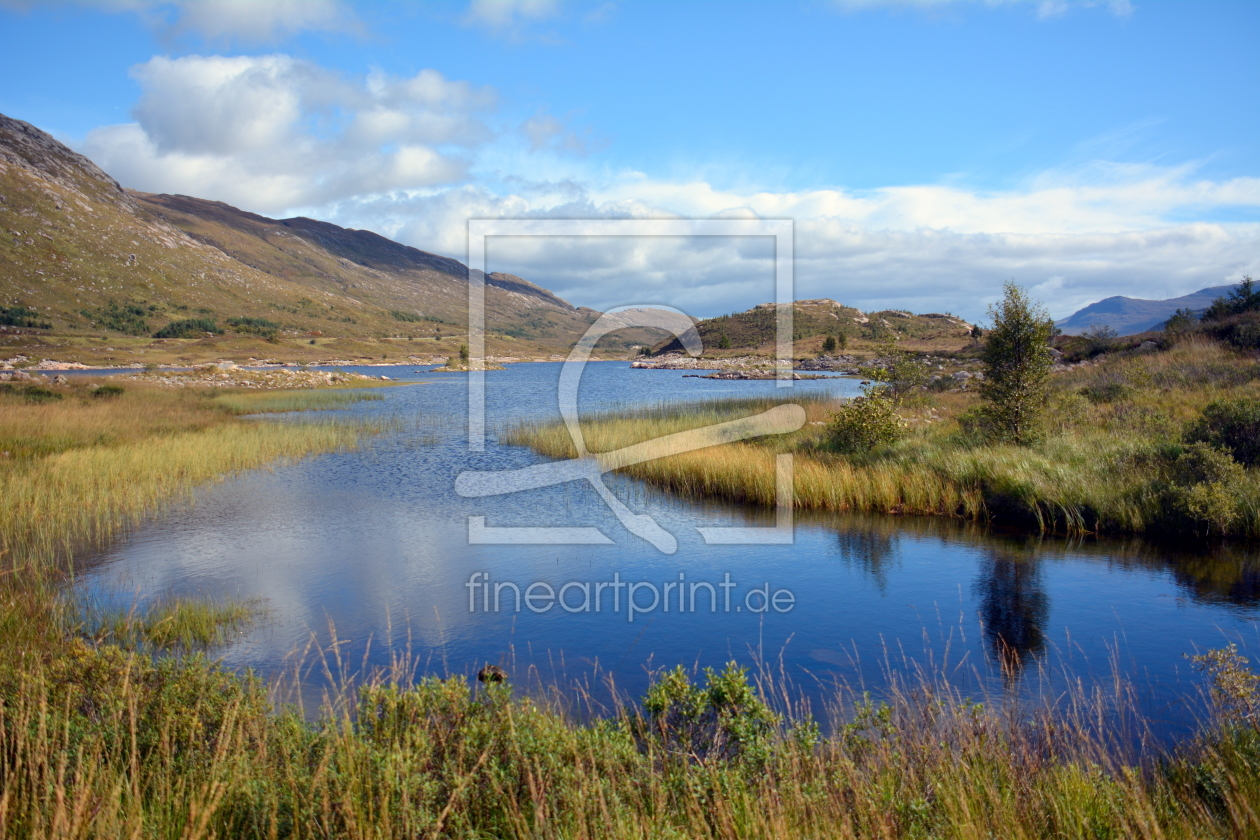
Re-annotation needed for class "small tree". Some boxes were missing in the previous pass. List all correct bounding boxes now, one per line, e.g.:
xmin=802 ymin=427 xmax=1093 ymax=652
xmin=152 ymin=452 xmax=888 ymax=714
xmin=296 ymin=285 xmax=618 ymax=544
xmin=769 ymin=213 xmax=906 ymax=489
xmin=459 ymin=343 xmax=469 ymax=364
xmin=977 ymin=282 xmax=1055 ymax=445
xmin=821 ymin=335 xmax=837 ymax=354
xmin=860 ymin=339 xmax=928 ymax=404
xmin=1164 ymin=307 xmax=1197 ymax=336
xmin=1082 ymin=323 xmax=1117 ymax=356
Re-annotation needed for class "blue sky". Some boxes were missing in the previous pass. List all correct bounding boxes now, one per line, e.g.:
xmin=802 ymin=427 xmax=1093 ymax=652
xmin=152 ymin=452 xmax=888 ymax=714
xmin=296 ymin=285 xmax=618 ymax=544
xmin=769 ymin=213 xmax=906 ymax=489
xmin=2 ymin=0 xmax=1258 ymax=321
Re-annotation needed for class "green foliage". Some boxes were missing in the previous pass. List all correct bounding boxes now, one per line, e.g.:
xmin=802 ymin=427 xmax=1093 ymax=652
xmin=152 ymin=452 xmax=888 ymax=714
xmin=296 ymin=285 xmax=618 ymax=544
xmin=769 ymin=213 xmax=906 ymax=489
xmin=639 ymin=662 xmax=780 ymax=765
xmin=821 ymin=334 xmax=837 ymax=354
xmin=225 ymin=316 xmax=280 ymax=339
xmin=0 ymin=305 xmax=51 ymax=329
xmin=1185 ymin=397 xmax=1260 ymax=467
xmin=861 ymin=340 xmax=929 ymax=403
xmin=1164 ymin=307 xmax=1198 ymax=336
xmin=82 ymin=300 xmax=151 ymax=335
xmin=1082 ymin=323 xmax=1118 ymax=356
xmin=389 ymin=309 xmax=424 ymax=322
xmin=977 ymin=282 xmax=1055 ymax=445
xmin=1163 ymin=442 xmax=1245 ymax=535
xmin=459 ymin=343 xmax=470 ymax=364
xmin=1203 ymin=276 xmax=1260 ymax=322
xmin=826 ymin=388 xmax=904 ymax=455
xmin=716 ymin=331 xmax=731 ymax=349
xmin=91 ymin=384 xmax=125 ymax=399
xmin=95 ymin=597 xmax=263 ymax=650
xmin=0 ymin=384 xmax=63 ymax=403
xmin=1189 ymin=644 xmax=1260 ymax=724
xmin=153 ymin=317 xmax=218 ymax=339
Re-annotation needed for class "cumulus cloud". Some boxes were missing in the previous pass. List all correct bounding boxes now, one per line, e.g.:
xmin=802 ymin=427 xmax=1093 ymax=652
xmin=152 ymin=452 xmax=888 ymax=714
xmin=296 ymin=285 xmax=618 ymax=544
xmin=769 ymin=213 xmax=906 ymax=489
xmin=313 ymin=168 xmax=1260 ymax=322
xmin=0 ymin=0 xmax=361 ymax=43
xmin=82 ymin=54 xmax=492 ymax=211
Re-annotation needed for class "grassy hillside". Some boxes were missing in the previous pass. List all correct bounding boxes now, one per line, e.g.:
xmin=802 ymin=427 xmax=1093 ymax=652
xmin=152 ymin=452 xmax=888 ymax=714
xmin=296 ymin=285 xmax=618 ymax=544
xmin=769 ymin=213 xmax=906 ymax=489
xmin=0 ymin=113 xmax=662 ymax=363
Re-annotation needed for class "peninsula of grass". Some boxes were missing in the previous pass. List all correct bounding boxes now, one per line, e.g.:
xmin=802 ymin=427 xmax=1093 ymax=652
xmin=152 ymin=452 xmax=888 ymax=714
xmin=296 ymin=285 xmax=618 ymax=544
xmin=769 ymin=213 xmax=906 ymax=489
xmin=0 ymin=378 xmax=381 ymax=573
xmin=507 ymin=336 xmax=1260 ymax=539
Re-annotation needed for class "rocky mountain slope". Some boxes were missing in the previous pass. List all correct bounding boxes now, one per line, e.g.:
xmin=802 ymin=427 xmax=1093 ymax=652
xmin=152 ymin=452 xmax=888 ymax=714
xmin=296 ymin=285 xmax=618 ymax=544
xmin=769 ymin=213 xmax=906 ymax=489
xmin=1055 ymin=286 xmax=1234 ymax=336
xmin=0 ymin=112 xmax=656 ymax=352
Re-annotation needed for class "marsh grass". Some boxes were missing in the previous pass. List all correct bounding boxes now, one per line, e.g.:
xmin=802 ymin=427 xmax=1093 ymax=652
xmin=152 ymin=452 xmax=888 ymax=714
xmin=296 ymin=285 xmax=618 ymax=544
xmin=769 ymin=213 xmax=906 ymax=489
xmin=212 ymin=388 xmax=385 ymax=415
xmin=509 ymin=339 xmax=1260 ymax=537
xmin=90 ymin=596 xmax=267 ymax=650
xmin=0 ymin=379 xmax=374 ymax=573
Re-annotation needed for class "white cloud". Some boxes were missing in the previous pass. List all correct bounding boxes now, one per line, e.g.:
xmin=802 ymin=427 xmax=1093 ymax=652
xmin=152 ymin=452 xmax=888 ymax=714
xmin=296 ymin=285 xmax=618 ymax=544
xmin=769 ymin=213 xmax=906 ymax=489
xmin=82 ymin=54 xmax=491 ymax=210
xmin=829 ymin=0 xmax=1134 ymax=18
xmin=0 ymin=0 xmax=361 ymax=42
xmin=314 ymin=168 xmax=1260 ymax=322
xmin=465 ymin=0 xmax=559 ymax=29
xmin=171 ymin=0 xmax=359 ymax=43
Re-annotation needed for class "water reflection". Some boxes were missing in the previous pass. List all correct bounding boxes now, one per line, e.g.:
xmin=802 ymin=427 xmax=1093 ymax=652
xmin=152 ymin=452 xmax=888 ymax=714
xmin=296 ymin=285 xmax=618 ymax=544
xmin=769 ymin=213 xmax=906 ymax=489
xmin=974 ymin=551 xmax=1048 ymax=681
xmin=835 ymin=527 xmax=900 ymax=594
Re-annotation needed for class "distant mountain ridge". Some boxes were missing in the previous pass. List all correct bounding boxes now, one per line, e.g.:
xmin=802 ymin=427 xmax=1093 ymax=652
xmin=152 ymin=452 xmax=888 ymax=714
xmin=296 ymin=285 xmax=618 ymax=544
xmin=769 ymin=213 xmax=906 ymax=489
xmin=1055 ymin=286 xmax=1234 ymax=336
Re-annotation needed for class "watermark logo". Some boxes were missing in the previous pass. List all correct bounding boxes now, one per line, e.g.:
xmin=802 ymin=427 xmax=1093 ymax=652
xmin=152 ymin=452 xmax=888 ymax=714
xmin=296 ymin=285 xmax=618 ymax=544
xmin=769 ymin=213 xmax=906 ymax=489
xmin=455 ymin=220 xmax=801 ymax=554
xmin=465 ymin=572 xmax=796 ymax=621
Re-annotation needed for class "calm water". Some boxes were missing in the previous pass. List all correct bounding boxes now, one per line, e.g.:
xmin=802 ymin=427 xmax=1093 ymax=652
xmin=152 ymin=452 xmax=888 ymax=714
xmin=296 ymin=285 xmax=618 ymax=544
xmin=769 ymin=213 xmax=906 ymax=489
xmin=75 ymin=362 xmax=1260 ymax=737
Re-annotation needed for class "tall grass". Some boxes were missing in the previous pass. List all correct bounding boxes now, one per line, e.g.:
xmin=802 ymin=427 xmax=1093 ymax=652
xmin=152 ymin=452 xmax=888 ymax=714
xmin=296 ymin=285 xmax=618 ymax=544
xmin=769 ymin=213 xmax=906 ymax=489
xmin=0 ymin=380 xmax=376 ymax=574
xmin=508 ymin=339 xmax=1260 ymax=537
xmin=1 ymin=637 xmax=1259 ymax=838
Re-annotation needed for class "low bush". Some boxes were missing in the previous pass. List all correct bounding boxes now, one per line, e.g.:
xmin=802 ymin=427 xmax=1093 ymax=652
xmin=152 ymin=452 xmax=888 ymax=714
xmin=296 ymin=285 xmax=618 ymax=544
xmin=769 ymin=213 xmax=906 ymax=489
xmin=0 ymin=384 xmax=63 ymax=403
xmin=225 ymin=316 xmax=280 ymax=340
xmin=1185 ymin=397 xmax=1260 ymax=466
xmin=153 ymin=317 xmax=218 ymax=338
xmin=826 ymin=390 xmax=904 ymax=455
xmin=81 ymin=300 xmax=152 ymax=335
xmin=0 ymin=305 xmax=51 ymax=329
xmin=91 ymin=384 xmax=125 ymax=399
xmin=1163 ymin=442 xmax=1246 ymax=535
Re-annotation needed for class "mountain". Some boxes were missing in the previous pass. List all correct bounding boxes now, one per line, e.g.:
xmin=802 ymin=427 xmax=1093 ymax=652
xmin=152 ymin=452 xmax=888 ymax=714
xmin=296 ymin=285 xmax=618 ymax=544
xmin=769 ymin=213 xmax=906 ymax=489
xmin=1055 ymin=286 xmax=1234 ymax=336
xmin=650 ymin=298 xmax=974 ymax=355
xmin=0 ymin=112 xmax=657 ymax=353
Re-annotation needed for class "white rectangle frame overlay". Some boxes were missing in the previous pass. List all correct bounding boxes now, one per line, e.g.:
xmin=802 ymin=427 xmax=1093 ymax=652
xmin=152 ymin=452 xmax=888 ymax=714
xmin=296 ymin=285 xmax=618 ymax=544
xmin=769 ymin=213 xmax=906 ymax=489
xmin=464 ymin=218 xmax=796 ymax=549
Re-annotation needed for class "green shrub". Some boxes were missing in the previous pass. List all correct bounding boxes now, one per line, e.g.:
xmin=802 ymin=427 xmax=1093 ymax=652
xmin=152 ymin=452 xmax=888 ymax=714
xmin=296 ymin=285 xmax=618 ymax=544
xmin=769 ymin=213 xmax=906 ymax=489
xmin=1 ymin=384 xmax=63 ymax=403
xmin=225 ymin=316 xmax=280 ymax=340
xmin=821 ymin=335 xmax=837 ymax=354
xmin=826 ymin=390 xmax=904 ymax=455
xmin=92 ymin=384 xmax=125 ymax=399
xmin=1163 ymin=443 xmax=1245 ymax=534
xmin=1185 ymin=397 xmax=1260 ymax=467
xmin=82 ymin=300 xmax=151 ymax=335
xmin=639 ymin=662 xmax=780 ymax=765
xmin=153 ymin=317 xmax=218 ymax=339
xmin=0 ymin=305 xmax=51 ymax=329
xmin=390 ymin=309 xmax=424 ymax=323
